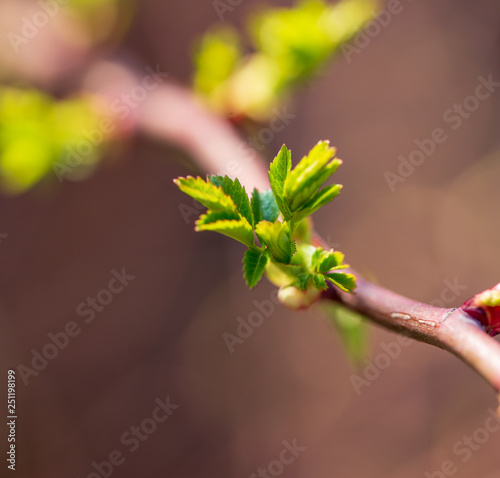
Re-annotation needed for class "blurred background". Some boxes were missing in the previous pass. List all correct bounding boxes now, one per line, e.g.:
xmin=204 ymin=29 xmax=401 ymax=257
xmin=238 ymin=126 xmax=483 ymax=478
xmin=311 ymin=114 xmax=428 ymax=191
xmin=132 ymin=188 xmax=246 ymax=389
xmin=1 ymin=0 xmax=500 ymax=477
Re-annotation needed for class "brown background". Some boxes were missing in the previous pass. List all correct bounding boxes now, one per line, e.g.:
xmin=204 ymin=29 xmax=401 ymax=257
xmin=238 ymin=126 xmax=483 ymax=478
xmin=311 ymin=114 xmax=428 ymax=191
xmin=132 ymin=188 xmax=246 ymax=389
xmin=1 ymin=0 xmax=500 ymax=477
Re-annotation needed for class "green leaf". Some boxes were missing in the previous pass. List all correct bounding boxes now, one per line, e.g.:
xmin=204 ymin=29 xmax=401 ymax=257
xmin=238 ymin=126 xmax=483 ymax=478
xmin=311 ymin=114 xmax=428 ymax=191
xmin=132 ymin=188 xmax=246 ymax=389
xmin=193 ymin=27 xmax=242 ymax=97
xmin=196 ymin=210 xmax=241 ymax=225
xmin=295 ymin=184 xmax=342 ymax=221
xmin=196 ymin=216 xmax=254 ymax=247
xmin=297 ymin=273 xmax=311 ymax=291
xmin=268 ymin=145 xmax=292 ymax=219
xmin=312 ymin=248 xmax=346 ymax=273
xmin=324 ymin=272 xmax=357 ymax=293
xmin=0 ymin=87 xmax=107 ymax=193
xmin=313 ymin=273 xmax=328 ymax=290
xmin=243 ymin=247 xmax=270 ymax=288
xmin=251 ymin=188 xmax=280 ymax=224
xmin=255 ymin=220 xmax=295 ymax=264
xmin=207 ymin=175 xmax=224 ymax=188
xmin=293 ymin=217 xmax=313 ymax=243
xmin=322 ymin=302 xmax=369 ymax=367
xmin=174 ymin=176 xmax=236 ymax=212
xmin=248 ymin=0 xmax=376 ymax=93
xmin=208 ymin=175 xmax=254 ymax=227
xmin=283 ymin=141 xmax=342 ymax=213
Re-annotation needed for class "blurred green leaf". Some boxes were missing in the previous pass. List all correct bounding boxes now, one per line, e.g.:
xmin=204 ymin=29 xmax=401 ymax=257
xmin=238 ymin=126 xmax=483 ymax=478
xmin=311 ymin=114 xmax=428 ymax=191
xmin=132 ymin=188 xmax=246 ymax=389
xmin=251 ymin=0 xmax=377 ymax=88
xmin=312 ymin=273 xmax=328 ymax=290
xmin=250 ymin=0 xmax=335 ymax=86
xmin=322 ymin=302 xmax=370 ymax=367
xmin=297 ymin=273 xmax=312 ymax=290
xmin=0 ymin=87 xmax=108 ymax=194
xmin=193 ymin=27 xmax=242 ymax=107
xmin=66 ymin=0 xmax=134 ymax=44
xmin=193 ymin=0 xmax=377 ymax=119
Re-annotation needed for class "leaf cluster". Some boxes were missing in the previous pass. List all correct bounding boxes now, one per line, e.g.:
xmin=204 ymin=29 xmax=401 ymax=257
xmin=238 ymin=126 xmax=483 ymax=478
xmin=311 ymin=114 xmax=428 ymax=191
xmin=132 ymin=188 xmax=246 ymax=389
xmin=193 ymin=0 xmax=377 ymax=119
xmin=174 ymin=141 xmax=356 ymax=297
xmin=0 ymin=87 xmax=108 ymax=194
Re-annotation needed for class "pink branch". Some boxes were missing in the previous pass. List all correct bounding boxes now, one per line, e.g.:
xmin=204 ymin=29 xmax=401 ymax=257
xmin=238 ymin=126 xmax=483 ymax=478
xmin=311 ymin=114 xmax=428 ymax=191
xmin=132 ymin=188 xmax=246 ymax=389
xmin=139 ymin=82 xmax=269 ymax=191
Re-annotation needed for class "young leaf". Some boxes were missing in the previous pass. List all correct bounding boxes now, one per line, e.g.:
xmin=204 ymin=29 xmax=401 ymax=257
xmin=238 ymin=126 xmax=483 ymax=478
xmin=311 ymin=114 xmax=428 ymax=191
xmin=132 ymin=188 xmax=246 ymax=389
xmin=196 ymin=216 xmax=254 ymax=247
xmin=294 ymin=184 xmax=342 ymax=221
xmin=255 ymin=220 xmax=295 ymax=264
xmin=283 ymin=141 xmax=342 ymax=213
xmin=268 ymin=145 xmax=292 ymax=219
xmin=193 ymin=27 xmax=242 ymax=98
xmin=313 ymin=273 xmax=328 ymax=291
xmin=312 ymin=248 xmax=346 ymax=274
xmin=209 ymin=175 xmax=254 ymax=227
xmin=243 ymin=247 xmax=270 ymax=288
xmin=251 ymin=188 xmax=280 ymax=224
xmin=196 ymin=210 xmax=241 ymax=224
xmin=325 ymin=272 xmax=357 ymax=293
xmin=174 ymin=176 xmax=236 ymax=212
xmin=207 ymin=175 xmax=224 ymax=188
xmin=297 ymin=273 xmax=311 ymax=291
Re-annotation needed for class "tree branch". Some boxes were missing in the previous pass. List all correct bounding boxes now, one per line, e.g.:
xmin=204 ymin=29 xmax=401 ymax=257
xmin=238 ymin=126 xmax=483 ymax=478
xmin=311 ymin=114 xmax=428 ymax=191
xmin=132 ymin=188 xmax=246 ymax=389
xmin=324 ymin=274 xmax=500 ymax=407
xmin=134 ymin=77 xmax=500 ymax=407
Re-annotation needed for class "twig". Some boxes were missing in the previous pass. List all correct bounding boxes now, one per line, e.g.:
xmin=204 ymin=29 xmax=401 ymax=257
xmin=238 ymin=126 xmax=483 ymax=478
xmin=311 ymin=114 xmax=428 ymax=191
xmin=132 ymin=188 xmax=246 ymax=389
xmin=135 ymin=78 xmax=500 ymax=407
xmin=324 ymin=275 xmax=500 ymax=408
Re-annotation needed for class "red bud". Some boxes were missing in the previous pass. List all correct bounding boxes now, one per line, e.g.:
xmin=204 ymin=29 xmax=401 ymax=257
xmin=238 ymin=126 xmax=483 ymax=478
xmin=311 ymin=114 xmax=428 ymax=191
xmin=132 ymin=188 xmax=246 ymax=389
xmin=462 ymin=283 xmax=500 ymax=336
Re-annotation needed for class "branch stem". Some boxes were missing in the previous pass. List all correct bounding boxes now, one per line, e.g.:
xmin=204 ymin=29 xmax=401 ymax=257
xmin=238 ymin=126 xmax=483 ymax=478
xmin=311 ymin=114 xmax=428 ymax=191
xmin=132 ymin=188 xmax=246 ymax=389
xmin=323 ymin=274 xmax=500 ymax=398
xmin=131 ymin=77 xmax=500 ymax=403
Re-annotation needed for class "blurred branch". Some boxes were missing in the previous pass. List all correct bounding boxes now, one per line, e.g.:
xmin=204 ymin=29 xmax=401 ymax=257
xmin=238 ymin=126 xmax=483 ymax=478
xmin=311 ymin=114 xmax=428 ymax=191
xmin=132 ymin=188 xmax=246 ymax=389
xmin=138 ymin=81 xmax=270 ymax=191
xmin=134 ymin=78 xmax=500 ymax=407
